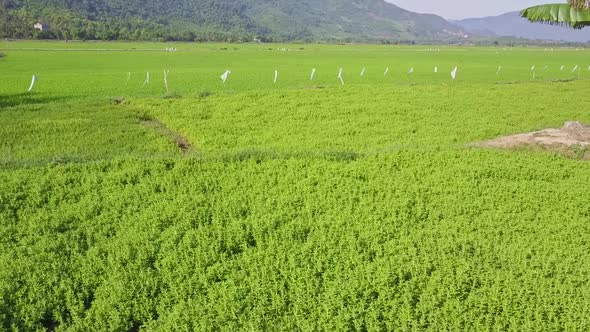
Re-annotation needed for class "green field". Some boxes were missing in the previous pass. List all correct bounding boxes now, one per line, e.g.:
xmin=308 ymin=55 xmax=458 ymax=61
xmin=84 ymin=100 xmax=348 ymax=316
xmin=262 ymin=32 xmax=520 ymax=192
xmin=2 ymin=41 xmax=590 ymax=331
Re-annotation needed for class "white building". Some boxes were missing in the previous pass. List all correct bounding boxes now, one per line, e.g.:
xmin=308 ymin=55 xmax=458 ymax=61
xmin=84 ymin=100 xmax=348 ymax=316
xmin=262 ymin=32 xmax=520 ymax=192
xmin=34 ymin=23 xmax=49 ymax=31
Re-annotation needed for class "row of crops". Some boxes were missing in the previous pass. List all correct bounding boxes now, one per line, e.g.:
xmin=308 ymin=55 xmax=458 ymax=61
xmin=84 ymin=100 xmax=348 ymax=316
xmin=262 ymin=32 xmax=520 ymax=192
xmin=2 ymin=150 xmax=590 ymax=330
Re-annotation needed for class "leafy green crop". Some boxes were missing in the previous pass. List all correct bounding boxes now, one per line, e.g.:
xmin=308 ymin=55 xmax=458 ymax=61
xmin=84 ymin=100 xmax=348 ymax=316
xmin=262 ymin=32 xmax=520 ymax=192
xmin=1 ymin=42 xmax=590 ymax=331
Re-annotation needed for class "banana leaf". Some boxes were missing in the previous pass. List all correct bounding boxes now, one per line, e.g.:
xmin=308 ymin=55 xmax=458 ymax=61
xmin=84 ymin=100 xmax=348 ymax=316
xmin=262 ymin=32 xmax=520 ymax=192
xmin=521 ymin=4 xmax=590 ymax=29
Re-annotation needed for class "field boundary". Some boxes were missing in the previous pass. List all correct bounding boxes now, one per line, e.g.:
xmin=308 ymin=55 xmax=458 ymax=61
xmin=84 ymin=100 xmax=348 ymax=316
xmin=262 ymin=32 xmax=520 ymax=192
xmin=139 ymin=115 xmax=193 ymax=154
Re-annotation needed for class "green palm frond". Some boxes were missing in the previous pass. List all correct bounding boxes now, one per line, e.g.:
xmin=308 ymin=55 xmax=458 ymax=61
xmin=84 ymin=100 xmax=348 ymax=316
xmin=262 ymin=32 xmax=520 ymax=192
xmin=521 ymin=4 xmax=590 ymax=29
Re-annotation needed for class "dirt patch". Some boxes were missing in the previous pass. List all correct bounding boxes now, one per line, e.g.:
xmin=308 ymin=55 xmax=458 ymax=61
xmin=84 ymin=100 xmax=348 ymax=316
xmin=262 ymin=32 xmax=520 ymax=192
xmin=112 ymin=97 xmax=125 ymax=105
xmin=474 ymin=121 xmax=590 ymax=159
xmin=141 ymin=118 xmax=192 ymax=154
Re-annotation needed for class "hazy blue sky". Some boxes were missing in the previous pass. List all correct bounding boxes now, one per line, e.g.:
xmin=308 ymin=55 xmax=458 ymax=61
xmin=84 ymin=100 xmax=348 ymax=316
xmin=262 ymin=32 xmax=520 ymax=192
xmin=386 ymin=0 xmax=566 ymax=20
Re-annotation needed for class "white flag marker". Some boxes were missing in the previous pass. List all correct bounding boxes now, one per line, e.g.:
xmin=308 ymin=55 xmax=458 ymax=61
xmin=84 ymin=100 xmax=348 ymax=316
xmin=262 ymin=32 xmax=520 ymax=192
xmin=408 ymin=67 xmax=414 ymax=74
xmin=496 ymin=66 xmax=502 ymax=75
xmin=531 ymin=65 xmax=536 ymax=79
xmin=310 ymin=68 xmax=316 ymax=81
xmin=360 ymin=68 xmax=366 ymax=77
xmin=273 ymin=69 xmax=278 ymax=83
xmin=337 ymin=68 xmax=344 ymax=85
xmin=434 ymin=66 xmax=438 ymax=73
xmin=220 ymin=69 xmax=231 ymax=83
xmin=143 ymin=72 xmax=150 ymax=87
xmin=588 ymin=65 xmax=590 ymax=71
xmin=164 ymin=69 xmax=170 ymax=92
xmin=384 ymin=67 xmax=390 ymax=76
xmin=126 ymin=72 xmax=131 ymax=86
xmin=450 ymin=66 xmax=458 ymax=80
xmin=571 ymin=65 xmax=579 ymax=73
xmin=27 ymin=75 xmax=38 ymax=92
xmin=560 ymin=65 xmax=565 ymax=71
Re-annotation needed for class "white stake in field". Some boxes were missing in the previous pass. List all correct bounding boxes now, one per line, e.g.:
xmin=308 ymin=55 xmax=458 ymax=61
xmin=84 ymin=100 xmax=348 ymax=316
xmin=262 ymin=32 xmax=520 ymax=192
xmin=143 ymin=72 xmax=150 ymax=87
xmin=360 ymin=68 xmax=366 ymax=77
xmin=384 ymin=67 xmax=390 ymax=76
xmin=273 ymin=69 xmax=278 ymax=83
xmin=310 ymin=68 xmax=316 ymax=81
xmin=337 ymin=68 xmax=345 ymax=85
xmin=220 ymin=69 xmax=231 ymax=83
xmin=451 ymin=66 xmax=458 ymax=81
xmin=27 ymin=75 xmax=38 ymax=92
xmin=164 ymin=69 xmax=170 ymax=92
xmin=531 ymin=65 xmax=536 ymax=79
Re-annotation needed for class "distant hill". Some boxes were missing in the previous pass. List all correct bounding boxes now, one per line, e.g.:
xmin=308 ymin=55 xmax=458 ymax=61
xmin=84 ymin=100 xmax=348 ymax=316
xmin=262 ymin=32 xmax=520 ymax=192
xmin=453 ymin=12 xmax=590 ymax=43
xmin=0 ymin=0 xmax=466 ymax=42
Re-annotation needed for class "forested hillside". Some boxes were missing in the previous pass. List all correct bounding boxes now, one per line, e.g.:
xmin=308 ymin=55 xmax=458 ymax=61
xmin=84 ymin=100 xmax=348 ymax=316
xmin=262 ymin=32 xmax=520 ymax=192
xmin=0 ymin=0 xmax=465 ymax=42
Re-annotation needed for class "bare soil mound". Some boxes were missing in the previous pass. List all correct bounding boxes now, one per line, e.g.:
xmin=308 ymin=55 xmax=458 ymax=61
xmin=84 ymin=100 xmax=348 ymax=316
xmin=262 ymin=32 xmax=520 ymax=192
xmin=474 ymin=121 xmax=590 ymax=159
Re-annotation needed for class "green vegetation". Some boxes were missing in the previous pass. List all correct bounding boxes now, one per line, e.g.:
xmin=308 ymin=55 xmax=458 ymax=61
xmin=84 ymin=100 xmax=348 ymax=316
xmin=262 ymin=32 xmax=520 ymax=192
xmin=2 ymin=42 xmax=590 ymax=330
xmin=0 ymin=0 xmax=463 ymax=42
xmin=522 ymin=0 xmax=590 ymax=29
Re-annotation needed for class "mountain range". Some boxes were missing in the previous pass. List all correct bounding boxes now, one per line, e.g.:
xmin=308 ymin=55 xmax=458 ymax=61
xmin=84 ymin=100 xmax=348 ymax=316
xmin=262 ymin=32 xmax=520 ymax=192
xmin=1 ymin=0 xmax=588 ymax=43
xmin=0 ymin=0 xmax=466 ymax=42
xmin=453 ymin=12 xmax=590 ymax=43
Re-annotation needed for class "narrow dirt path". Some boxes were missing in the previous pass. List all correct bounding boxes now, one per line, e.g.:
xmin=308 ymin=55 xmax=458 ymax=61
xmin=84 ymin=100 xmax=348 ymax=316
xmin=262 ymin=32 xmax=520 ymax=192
xmin=140 ymin=118 xmax=193 ymax=154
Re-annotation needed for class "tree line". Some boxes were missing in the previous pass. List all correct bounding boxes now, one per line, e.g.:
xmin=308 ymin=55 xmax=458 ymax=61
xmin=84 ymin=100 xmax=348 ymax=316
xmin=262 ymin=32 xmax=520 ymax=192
xmin=0 ymin=0 xmax=323 ymax=42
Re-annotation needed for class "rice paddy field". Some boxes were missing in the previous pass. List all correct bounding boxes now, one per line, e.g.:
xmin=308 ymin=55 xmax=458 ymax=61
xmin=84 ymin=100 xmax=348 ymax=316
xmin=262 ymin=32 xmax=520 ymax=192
xmin=2 ymin=41 xmax=590 ymax=330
